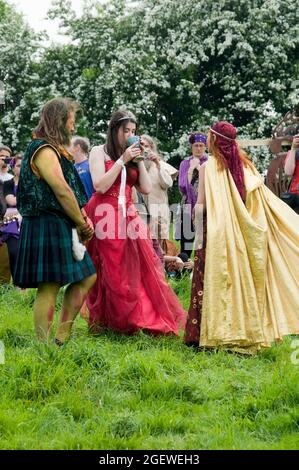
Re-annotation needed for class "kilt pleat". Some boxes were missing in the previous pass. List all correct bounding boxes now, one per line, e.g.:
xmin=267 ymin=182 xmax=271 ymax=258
xmin=14 ymin=213 xmax=95 ymax=288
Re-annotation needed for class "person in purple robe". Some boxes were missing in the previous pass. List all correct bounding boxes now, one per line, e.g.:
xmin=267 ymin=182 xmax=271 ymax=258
xmin=177 ymin=133 xmax=208 ymax=258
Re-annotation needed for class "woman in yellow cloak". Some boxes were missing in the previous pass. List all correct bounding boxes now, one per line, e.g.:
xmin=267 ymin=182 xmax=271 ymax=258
xmin=184 ymin=121 xmax=299 ymax=354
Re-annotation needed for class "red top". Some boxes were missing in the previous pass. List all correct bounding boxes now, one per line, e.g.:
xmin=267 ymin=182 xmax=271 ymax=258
xmin=284 ymin=151 xmax=299 ymax=194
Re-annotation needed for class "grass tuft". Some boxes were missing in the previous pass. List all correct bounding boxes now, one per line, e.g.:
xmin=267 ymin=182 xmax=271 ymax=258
xmin=0 ymin=280 xmax=298 ymax=449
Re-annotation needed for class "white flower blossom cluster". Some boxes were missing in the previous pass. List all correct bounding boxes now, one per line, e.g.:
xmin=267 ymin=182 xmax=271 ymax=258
xmin=0 ymin=0 xmax=297 ymax=174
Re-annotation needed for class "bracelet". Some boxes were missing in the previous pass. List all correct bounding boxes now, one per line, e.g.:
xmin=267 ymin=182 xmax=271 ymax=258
xmin=115 ymin=157 xmax=125 ymax=167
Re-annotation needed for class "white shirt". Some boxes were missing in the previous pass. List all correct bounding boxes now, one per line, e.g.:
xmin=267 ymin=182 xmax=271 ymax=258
xmin=0 ymin=172 xmax=14 ymax=182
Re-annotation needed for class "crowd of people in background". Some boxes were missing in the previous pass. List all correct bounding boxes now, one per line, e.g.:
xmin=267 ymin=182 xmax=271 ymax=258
xmin=0 ymin=97 xmax=298 ymax=353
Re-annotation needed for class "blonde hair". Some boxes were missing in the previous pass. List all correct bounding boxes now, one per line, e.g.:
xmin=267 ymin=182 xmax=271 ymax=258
xmin=141 ymin=134 xmax=158 ymax=153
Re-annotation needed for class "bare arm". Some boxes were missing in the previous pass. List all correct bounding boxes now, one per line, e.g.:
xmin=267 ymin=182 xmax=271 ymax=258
xmin=34 ymin=147 xmax=86 ymax=227
xmin=285 ymin=135 xmax=299 ymax=175
xmin=164 ymin=255 xmax=182 ymax=263
xmin=192 ymin=163 xmax=206 ymax=250
xmin=3 ymin=181 xmax=17 ymax=206
xmin=90 ymin=144 xmax=142 ymax=194
xmin=284 ymin=150 xmax=296 ymax=176
xmin=5 ymin=194 xmax=16 ymax=206
xmin=196 ymin=163 xmax=206 ymax=207
xmin=89 ymin=146 xmax=121 ymax=194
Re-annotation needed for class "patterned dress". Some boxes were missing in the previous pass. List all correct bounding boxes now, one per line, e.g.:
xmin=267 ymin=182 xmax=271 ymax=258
xmin=178 ymin=155 xmax=208 ymax=257
xmin=184 ymin=215 xmax=207 ymax=346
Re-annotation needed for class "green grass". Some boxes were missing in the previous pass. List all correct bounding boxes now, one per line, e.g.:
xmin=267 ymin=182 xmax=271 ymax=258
xmin=0 ymin=281 xmax=298 ymax=450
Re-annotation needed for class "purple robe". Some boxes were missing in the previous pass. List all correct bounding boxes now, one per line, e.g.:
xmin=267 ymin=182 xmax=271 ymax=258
xmin=178 ymin=155 xmax=208 ymax=211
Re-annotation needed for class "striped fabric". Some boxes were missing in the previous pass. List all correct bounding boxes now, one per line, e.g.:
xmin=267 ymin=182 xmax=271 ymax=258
xmin=14 ymin=213 xmax=95 ymax=288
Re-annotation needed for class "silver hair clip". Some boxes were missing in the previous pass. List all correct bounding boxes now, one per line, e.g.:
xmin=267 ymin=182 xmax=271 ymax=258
xmin=117 ymin=116 xmax=132 ymax=122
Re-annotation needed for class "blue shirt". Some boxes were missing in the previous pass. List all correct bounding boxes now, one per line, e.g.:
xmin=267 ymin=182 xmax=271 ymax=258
xmin=74 ymin=159 xmax=94 ymax=200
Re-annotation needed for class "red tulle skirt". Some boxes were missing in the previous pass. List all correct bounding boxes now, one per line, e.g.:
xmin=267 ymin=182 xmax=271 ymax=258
xmin=84 ymin=192 xmax=186 ymax=335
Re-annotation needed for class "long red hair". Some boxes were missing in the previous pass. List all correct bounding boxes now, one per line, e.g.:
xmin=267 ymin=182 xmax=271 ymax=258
xmin=209 ymin=134 xmax=255 ymax=172
xmin=208 ymin=121 xmax=255 ymax=202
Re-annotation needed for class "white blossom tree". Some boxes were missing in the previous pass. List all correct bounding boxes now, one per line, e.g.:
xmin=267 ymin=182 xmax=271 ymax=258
xmin=0 ymin=0 xmax=298 ymax=174
xmin=0 ymin=0 xmax=42 ymax=149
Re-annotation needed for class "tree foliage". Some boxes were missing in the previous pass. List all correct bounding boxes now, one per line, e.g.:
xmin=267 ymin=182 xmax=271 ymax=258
xmin=0 ymin=0 xmax=42 ymax=149
xmin=0 ymin=0 xmax=298 ymax=172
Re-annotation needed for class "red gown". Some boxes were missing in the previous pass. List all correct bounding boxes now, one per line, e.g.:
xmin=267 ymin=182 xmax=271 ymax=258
xmin=84 ymin=161 xmax=186 ymax=335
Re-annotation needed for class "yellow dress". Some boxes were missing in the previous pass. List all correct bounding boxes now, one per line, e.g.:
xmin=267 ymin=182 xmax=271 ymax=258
xmin=200 ymin=155 xmax=299 ymax=353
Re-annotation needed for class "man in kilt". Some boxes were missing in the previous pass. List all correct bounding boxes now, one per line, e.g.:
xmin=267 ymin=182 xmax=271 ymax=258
xmin=14 ymin=98 xmax=97 ymax=344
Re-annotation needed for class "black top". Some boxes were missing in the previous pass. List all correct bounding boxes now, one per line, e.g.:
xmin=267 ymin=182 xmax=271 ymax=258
xmin=17 ymin=139 xmax=88 ymax=219
xmin=3 ymin=178 xmax=15 ymax=199
xmin=0 ymin=181 xmax=6 ymax=219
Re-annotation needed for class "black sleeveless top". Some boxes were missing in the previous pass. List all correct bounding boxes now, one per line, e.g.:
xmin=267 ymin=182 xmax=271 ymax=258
xmin=17 ymin=139 xmax=88 ymax=217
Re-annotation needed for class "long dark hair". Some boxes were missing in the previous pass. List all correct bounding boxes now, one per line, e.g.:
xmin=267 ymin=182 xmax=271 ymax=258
xmin=105 ymin=110 xmax=138 ymax=161
xmin=33 ymin=98 xmax=80 ymax=149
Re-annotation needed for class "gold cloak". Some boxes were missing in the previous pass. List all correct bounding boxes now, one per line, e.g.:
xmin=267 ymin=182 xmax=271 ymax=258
xmin=200 ymin=156 xmax=299 ymax=353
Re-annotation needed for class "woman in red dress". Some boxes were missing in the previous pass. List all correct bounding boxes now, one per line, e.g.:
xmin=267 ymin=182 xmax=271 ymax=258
xmin=84 ymin=110 xmax=186 ymax=335
xmin=284 ymin=133 xmax=299 ymax=214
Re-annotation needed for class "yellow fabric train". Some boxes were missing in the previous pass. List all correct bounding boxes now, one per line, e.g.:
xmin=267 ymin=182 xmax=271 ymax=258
xmin=200 ymin=155 xmax=299 ymax=354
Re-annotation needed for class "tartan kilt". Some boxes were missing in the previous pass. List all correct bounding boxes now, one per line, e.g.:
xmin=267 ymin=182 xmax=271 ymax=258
xmin=14 ymin=213 xmax=96 ymax=288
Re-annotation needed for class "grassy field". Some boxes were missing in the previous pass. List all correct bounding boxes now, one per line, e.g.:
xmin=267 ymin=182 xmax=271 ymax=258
xmin=0 ymin=279 xmax=298 ymax=450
